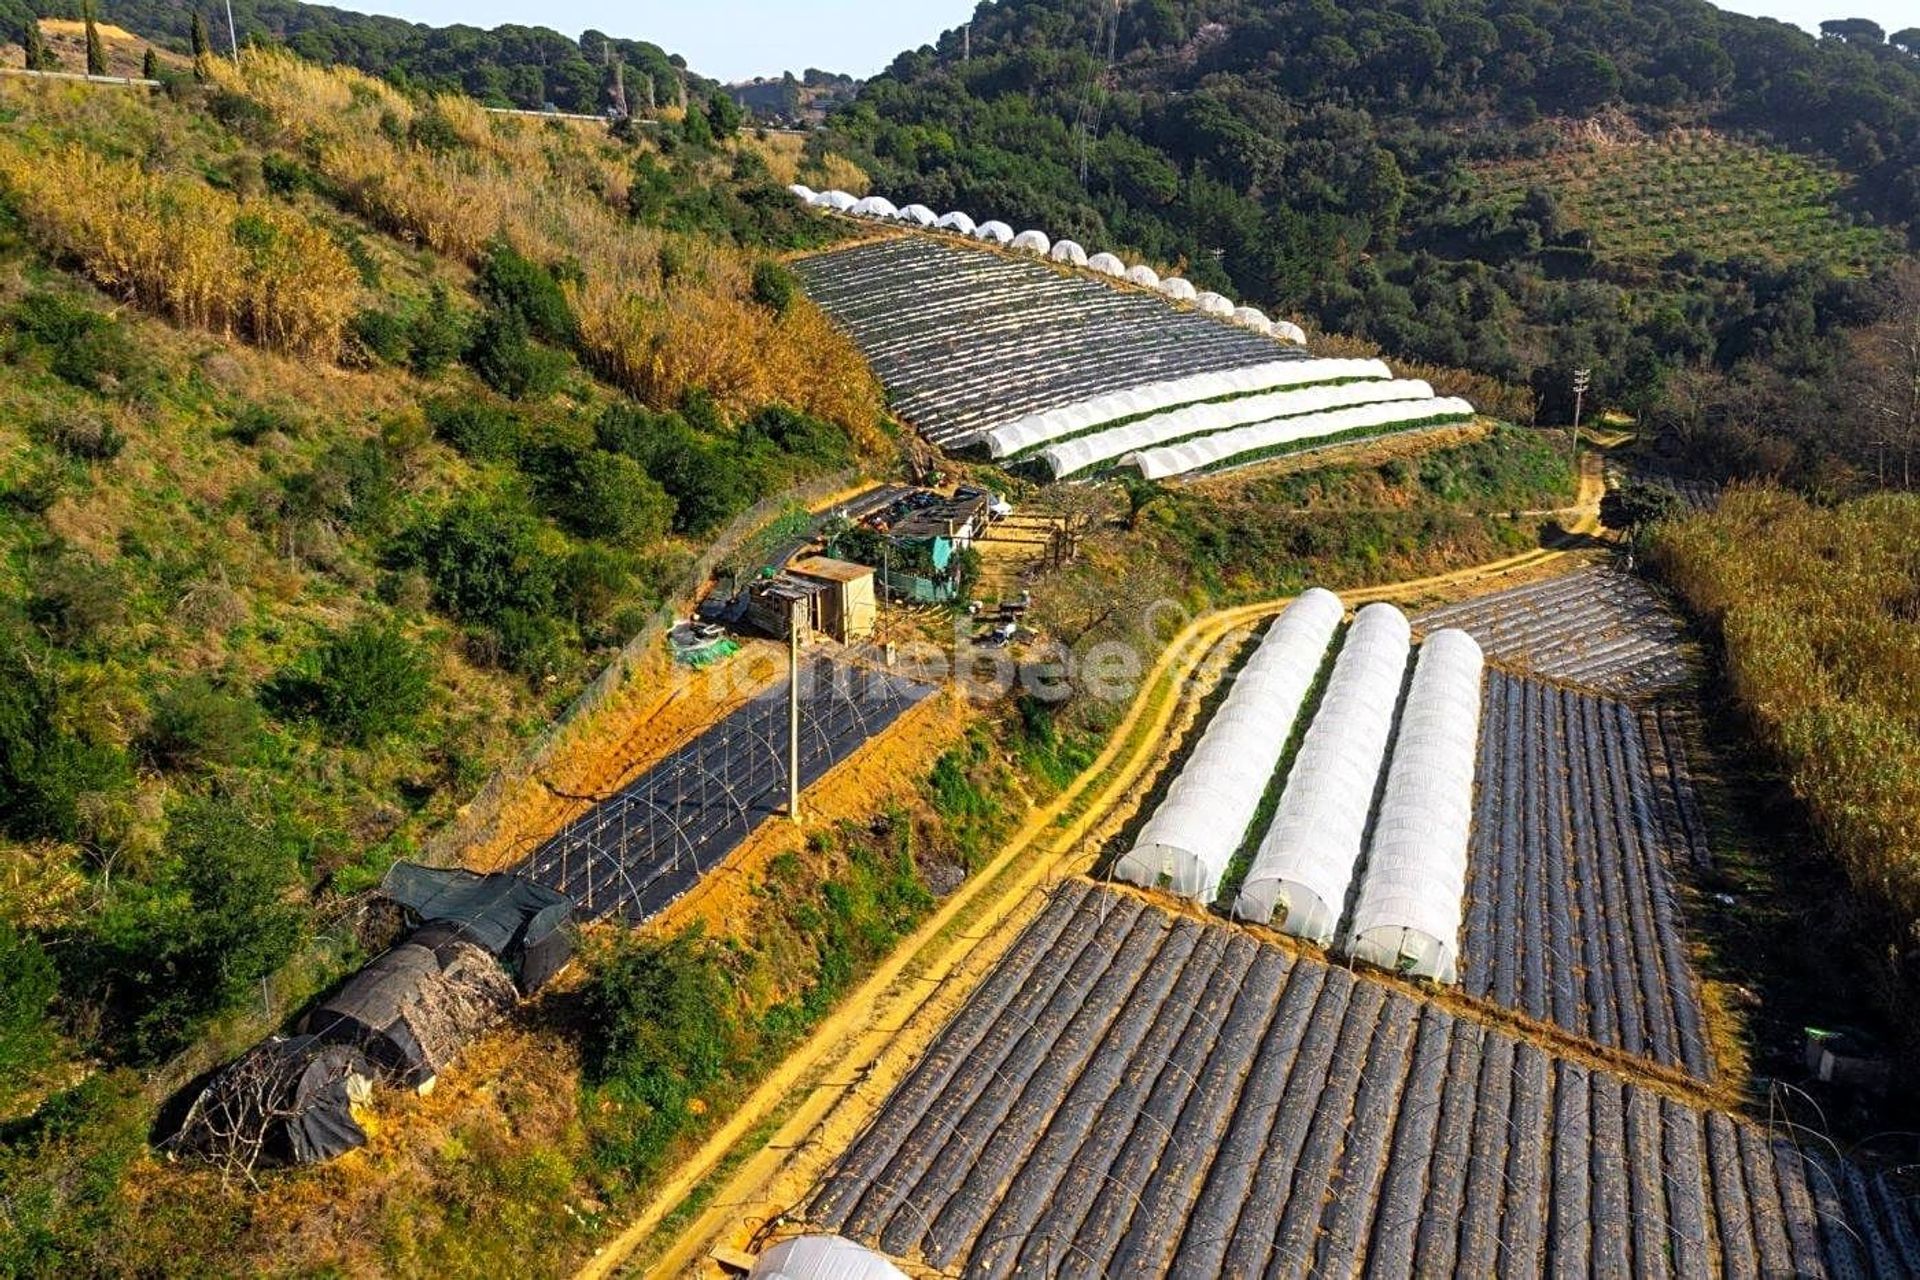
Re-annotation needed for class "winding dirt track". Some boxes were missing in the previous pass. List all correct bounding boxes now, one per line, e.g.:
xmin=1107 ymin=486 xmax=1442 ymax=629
xmin=581 ymin=466 xmax=1605 ymax=1279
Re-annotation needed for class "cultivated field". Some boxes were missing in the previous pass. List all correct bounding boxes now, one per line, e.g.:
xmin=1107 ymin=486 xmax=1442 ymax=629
xmin=808 ymin=883 xmax=1919 ymax=1278
xmin=1465 ymin=671 xmax=1714 ymax=1078
xmin=1414 ymin=563 xmax=1696 ymax=699
xmin=518 ymin=658 xmax=930 ymax=921
xmin=1469 ymin=134 xmax=1898 ymax=271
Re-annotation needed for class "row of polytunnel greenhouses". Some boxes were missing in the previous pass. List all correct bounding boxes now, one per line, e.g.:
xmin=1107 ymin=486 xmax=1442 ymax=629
xmin=790 ymin=188 xmax=1477 ymax=477
xmin=1113 ymin=591 xmax=1486 ymax=984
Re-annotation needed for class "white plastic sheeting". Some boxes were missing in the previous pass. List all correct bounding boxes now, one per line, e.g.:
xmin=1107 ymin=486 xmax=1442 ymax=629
xmin=1085 ymin=251 xmax=1126 ymax=276
xmin=1010 ymin=229 xmax=1051 ymax=255
xmin=1125 ymin=263 xmax=1161 ymax=288
xmin=1234 ymin=603 xmax=1412 ymax=939
xmin=898 ymin=203 xmax=937 ymax=226
xmin=1344 ymin=628 xmax=1484 ymax=983
xmin=749 ymin=1235 xmax=909 ymax=1280
xmin=1195 ymin=291 xmax=1236 ymax=317
xmin=813 ymin=190 xmax=859 ymax=212
xmin=1273 ymin=319 xmax=1308 ymax=345
xmin=974 ymin=220 xmax=1015 ymax=244
xmin=1049 ymin=239 xmax=1089 ymax=265
xmin=985 ymin=358 xmax=1393 ymax=458
xmin=1114 ymin=590 xmax=1343 ymax=902
xmin=1039 ymin=380 xmax=1438 ymax=478
xmin=1158 ymin=277 xmax=1198 ymax=301
xmin=789 ymin=184 xmax=816 ymax=202
xmin=852 ymin=196 xmax=899 ymax=219
xmin=1232 ymin=305 xmax=1271 ymax=331
xmin=1129 ymin=396 xmax=1477 ymax=480
xmin=935 ymin=210 xmax=976 ymax=235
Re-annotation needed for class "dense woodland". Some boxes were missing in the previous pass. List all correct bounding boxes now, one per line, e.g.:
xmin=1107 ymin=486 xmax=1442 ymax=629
xmin=818 ymin=0 xmax=1920 ymax=489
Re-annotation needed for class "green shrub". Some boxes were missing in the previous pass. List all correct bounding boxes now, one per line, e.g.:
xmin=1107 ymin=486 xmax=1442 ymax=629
xmin=0 ymin=639 xmax=130 ymax=843
xmin=476 ymin=241 xmax=576 ymax=345
xmin=594 ymin=404 xmax=748 ymax=535
xmin=349 ymin=307 xmax=412 ymax=365
xmin=409 ymin=496 xmax=560 ymax=624
xmin=142 ymin=677 xmax=263 ymax=772
xmin=7 ymin=292 xmax=139 ymax=392
xmin=563 ymin=544 xmax=634 ymax=629
xmin=465 ymin=308 xmax=567 ymax=400
xmin=32 ymin=408 xmax=126 ymax=462
xmin=741 ymin=403 xmax=850 ymax=465
xmin=0 ymin=921 xmax=58 ymax=1104
xmin=750 ymin=259 xmax=796 ymax=313
xmin=226 ymin=402 xmax=293 ymax=445
xmin=274 ymin=621 xmax=430 ymax=745
xmin=28 ymin=550 xmax=128 ymax=650
xmin=486 ymin=608 xmax=569 ymax=678
xmin=73 ymin=798 xmax=306 ymax=1062
xmin=260 ymin=152 xmax=307 ymax=196
xmin=425 ymin=398 xmax=523 ymax=462
xmin=535 ymin=445 xmax=674 ymax=543
xmin=407 ymin=284 xmax=467 ymax=376
xmin=0 ymin=1072 xmax=149 ymax=1274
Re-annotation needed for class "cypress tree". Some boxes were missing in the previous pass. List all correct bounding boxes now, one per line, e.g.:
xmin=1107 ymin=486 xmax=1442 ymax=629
xmin=190 ymin=11 xmax=209 ymax=58
xmin=21 ymin=16 xmax=47 ymax=71
xmin=83 ymin=0 xmax=106 ymax=76
xmin=141 ymin=47 xmax=157 ymax=79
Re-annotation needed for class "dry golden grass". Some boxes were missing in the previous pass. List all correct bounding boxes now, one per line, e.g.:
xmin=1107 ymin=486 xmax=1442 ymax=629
xmin=0 ymin=144 xmax=361 ymax=358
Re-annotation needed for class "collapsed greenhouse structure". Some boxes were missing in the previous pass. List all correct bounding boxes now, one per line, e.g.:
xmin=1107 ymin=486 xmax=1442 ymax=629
xmin=792 ymin=192 xmax=1473 ymax=478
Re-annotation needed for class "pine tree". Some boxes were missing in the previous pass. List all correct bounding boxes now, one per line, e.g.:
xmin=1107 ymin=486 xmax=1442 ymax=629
xmin=83 ymin=0 xmax=106 ymax=76
xmin=141 ymin=47 xmax=157 ymax=79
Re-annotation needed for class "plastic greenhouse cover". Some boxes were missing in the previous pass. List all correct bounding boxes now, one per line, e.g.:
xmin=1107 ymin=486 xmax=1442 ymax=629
xmin=749 ymin=1235 xmax=909 ymax=1280
xmin=1344 ymin=627 xmax=1483 ymax=982
xmin=1050 ymin=239 xmax=1089 ymax=265
xmin=984 ymin=358 xmax=1391 ymax=457
xmin=1086 ymin=252 xmax=1127 ymax=276
xmin=814 ymin=190 xmax=858 ymax=211
xmin=1234 ymin=602 xmax=1412 ymax=939
xmin=899 ymin=203 xmax=937 ymax=226
xmin=789 ymin=184 xmax=816 ymax=201
xmin=1233 ymin=305 xmax=1271 ymax=330
xmin=1158 ymin=277 xmax=1198 ymax=300
xmin=1114 ymin=589 xmax=1343 ymax=903
xmin=935 ymin=211 xmax=976 ymax=234
xmin=1130 ymin=396 xmax=1477 ymax=480
xmin=975 ymin=220 xmax=1015 ymax=243
xmin=852 ymin=196 xmax=899 ymax=218
xmin=1040 ymin=379 xmax=1437 ymax=478
xmin=1127 ymin=263 xmax=1162 ymax=287
xmin=1273 ymin=319 xmax=1308 ymax=344
xmin=1011 ymin=229 xmax=1052 ymax=255
xmin=1196 ymin=291 xmax=1236 ymax=316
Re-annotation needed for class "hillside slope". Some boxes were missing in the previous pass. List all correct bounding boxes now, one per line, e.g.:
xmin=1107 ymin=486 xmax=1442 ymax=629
xmin=826 ymin=0 xmax=1920 ymax=487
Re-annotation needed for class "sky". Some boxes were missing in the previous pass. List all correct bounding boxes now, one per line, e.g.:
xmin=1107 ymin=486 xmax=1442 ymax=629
xmin=345 ymin=0 xmax=1915 ymax=82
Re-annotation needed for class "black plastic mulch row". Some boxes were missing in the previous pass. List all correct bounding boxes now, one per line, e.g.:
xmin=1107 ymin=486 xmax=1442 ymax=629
xmin=1461 ymin=670 xmax=1716 ymax=1079
xmin=513 ymin=659 xmax=932 ymax=923
xmin=808 ymin=884 xmax=1920 ymax=1278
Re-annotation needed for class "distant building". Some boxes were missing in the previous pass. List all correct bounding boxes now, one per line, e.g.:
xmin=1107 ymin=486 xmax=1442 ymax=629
xmin=746 ymin=557 xmax=877 ymax=644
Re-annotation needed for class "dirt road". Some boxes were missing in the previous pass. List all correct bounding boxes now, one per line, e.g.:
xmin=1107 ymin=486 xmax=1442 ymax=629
xmin=581 ymin=457 xmax=1606 ymax=1278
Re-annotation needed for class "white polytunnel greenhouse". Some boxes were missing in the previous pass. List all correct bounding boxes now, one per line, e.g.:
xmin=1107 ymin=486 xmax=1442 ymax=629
xmin=789 ymin=183 xmax=816 ymax=202
xmin=851 ymin=196 xmax=898 ymax=219
xmin=1085 ymin=252 xmax=1127 ymax=276
xmin=1113 ymin=589 xmax=1343 ymax=903
xmin=974 ymin=220 xmax=1015 ymax=244
xmin=749 ymin=1235 xmax=909 ymax=1280
xmin=813 ymin=190 xmax=859 ymax=212
xmin=1050 ymin=239 xmax=1089 ymax=266
xmin=1273 ymin=319 xmax=1308 ymax=344
xmin=1195 ymin=291 xmax=1236 ymax=317
xmin=983 ymin=357 xmax=1393 ymax=457
xmin=1126 ymin=263 xmax=1161 ymax=288
xmin=1233 ymin=602 xmax=1412 ymax=939
xmin=1343 ymin=627 xmax=1485 ymax=983
xmin=935 ymin=210 xmax=976 ymax=235
xmin=1010 ymin=229 xmax=1052 ymax=255
xmin=898 ymin=203 xmax=937 ymax=226
xmin=1158 ymin=276 xmax=1198 ymax=301
xmin=1128 ymin=396 xmax=1478 ymax=481
xmin=1038 ymin=379 xmax=1438 ymax=478
xmin=1232 ymin=305 xmax=1270 ymax=330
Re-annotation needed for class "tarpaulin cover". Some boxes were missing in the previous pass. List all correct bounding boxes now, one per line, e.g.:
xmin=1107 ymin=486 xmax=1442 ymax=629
xmin=172 ymin=1035 xmax=371 ymax=1167
xmin=381 ymin=862 xmax=573 ymax=992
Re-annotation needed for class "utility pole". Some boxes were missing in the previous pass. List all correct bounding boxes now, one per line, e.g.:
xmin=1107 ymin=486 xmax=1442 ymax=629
xmin=1571 ymin=366 xmax=1591 ymax=480
xmin=962 ymin=23 xmax=970 ymax=63
xmin=224 ymin=0 xmax=239 ymax=63
xmin=787 ymin=604 xmax=802 ymax=824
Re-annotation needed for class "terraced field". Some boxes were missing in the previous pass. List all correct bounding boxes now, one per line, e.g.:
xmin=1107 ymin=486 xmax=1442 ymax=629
xmin=810 ymin=883 xmax=1918 ymax=1278
xmin=1466 ymin=671 xmax=1713 ymax=1078
xmin=792 ymin=235 xmax=1289 ymax=449
xmin=1469 ymin=134 xmax=1898 ymax=271
xmin=1414 ymin=563 xmax=1696 ymax=699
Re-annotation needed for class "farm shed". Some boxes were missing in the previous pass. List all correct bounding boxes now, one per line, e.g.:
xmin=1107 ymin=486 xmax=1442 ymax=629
xmin=1115 ymin=588 xmax=1342 ymax=902
xmin=169 ymin=1035 xmax=373 ymax=1168
xmin=381 ymin=862 xmax=573 ymax=993
xmin=747 ymin=573 xmax=830 ymax=640
xmin=749 ymin=1236 xmax=908 ymax=1280
xmin=984 ymin=357 xmax=1386 ymax=459
xmin=885 ymin=488 xmax=992 ymax=547
xmin=301 ymin=932 xmax=519 ymax=1090
xmin=788 ymin=556 xmax=878 ymax=643
xmin=1235 ymin=602 xmax=1412 ymax=938
xmin=1344 ymin=626 xmax=1485 ymax=982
